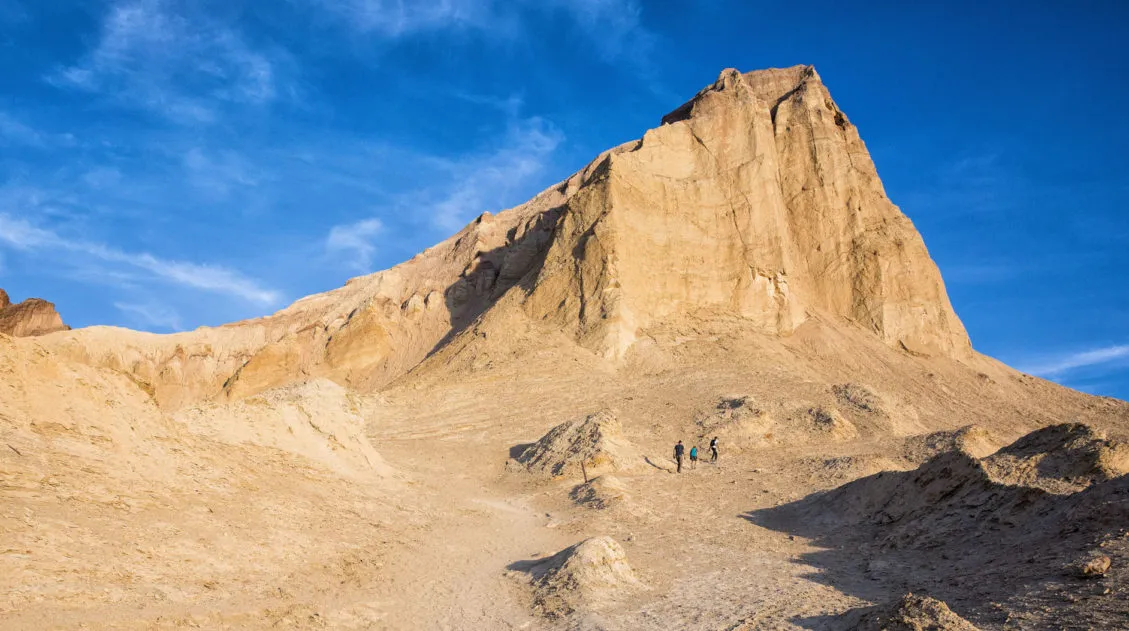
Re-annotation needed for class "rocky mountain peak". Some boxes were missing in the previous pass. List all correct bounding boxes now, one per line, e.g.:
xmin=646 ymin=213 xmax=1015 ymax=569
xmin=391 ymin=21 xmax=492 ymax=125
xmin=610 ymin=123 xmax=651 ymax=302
xmin=34 ymin=66 xmax=971 ymax=406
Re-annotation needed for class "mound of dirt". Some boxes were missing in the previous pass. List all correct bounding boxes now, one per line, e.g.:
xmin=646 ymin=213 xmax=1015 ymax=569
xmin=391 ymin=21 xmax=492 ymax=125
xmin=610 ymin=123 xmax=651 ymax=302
xmin=517 ymin=536 xmax=645 ymax=618
xmin=798 ymin=455 xmax=906 ymax=486
xmin=695 ymin=397 xmax=861 ymax=451
xmin=832 ymin=383 xmax=885 ymax=415
xmin=511 ymin=411 xmax=642 ymax=478
xmin=903 ymin=425 xmax=1000 ymax=463
xmin=849 ymin=594 xmax=980 ymax=630
xmin=981 ymin=423 xmax=1129 ymax=493
xmin=694 ymin=395 xmax=775 ymax=453
xmin=803 ymin=406 xmax=858 ymax=441
xmin=570 ymin=475 xmax=631 ymax=509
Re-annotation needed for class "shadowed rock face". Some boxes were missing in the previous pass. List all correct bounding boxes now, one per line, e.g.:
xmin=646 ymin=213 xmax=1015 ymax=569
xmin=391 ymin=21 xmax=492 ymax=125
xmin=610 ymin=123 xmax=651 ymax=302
xmin=0 ymin=289 xmax=69 ymax=337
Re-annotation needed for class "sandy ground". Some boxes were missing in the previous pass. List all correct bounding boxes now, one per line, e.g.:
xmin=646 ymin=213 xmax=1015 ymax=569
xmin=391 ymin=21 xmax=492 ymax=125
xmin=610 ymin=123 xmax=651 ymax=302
xmin=4 ymin=319 xmax=1129 ymax=630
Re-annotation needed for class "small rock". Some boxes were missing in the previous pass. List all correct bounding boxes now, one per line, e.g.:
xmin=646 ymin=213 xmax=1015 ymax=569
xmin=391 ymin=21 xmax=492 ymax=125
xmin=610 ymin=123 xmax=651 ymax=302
xmin=1077 ymin=555 xmax=1112 ymax=578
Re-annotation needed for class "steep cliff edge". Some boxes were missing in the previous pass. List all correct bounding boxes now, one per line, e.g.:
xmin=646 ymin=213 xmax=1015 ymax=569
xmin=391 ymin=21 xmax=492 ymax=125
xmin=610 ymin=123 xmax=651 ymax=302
xmin=523 ymin=66 xmax=969 ymax=359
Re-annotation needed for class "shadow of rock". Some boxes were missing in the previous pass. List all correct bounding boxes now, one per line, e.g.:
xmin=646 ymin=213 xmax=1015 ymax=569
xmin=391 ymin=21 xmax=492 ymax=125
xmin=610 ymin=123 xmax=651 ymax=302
xmin=742 ymin=427 xmax=1129 ymax=630
xmin=509 ymin=442 xmax=535 ymax=459
xmin=426 ymin=204 xmax=564 ymax=358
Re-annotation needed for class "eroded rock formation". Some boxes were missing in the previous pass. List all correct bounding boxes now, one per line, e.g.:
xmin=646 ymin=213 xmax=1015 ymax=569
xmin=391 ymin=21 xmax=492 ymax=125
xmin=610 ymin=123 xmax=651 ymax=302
xmin=0 ymin=288 xmax=69 ymax=337
xmin=37 ymin=66 xmax=970 ymax=407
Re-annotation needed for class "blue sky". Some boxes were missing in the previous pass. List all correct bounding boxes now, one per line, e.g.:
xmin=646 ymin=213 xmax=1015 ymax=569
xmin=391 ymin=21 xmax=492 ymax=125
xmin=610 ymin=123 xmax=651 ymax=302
xmin=1 ymin=1 xmax=1127 ymax=399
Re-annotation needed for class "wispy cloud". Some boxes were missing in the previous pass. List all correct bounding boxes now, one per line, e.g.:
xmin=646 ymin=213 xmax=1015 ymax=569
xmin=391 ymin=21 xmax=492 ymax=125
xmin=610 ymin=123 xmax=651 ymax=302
xmin=304 ymin=0 xmax=652 ymax=62
xmin=183 ymin=147 xmax=263 ymax=200
xmin=1019 ymin=344 xmax=1129 ymax=378
xmin=543 ymin=0 xmax=651 ymax=61
xmin=325 ymin=217 xmax=384 ymax=271
xmin=0 ymin=213 xmax=280 ymax=304
xmin=0 ymin=111 xmax=47 ymax=147
xmin=423 ymin=116 xmax=563 ymax=232
xmin=0 ymin=111 xmax=76 ymax=148
xmin=308 ymin=0 xmax=501 ymax=37
xmin=47 ymin=0 xmax=290 ymax=124
xmin=899 ymin=152 xmax=1019 ymax=218
xmin=942 ymin=260 xmax=1030 ymax=286
xmin=114 ymin=301 xmax=183 ymax=331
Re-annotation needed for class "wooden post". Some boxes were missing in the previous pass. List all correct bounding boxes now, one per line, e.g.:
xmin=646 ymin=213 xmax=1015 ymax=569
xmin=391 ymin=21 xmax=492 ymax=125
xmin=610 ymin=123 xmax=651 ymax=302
xmin=581 ymin=461 xmax=589 ymax=484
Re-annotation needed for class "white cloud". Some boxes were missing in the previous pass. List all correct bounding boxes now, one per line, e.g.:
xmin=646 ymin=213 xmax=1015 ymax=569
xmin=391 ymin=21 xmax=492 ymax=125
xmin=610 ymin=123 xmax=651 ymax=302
xmin=305 ymin=0 xmax=651 ymax=61
xmin=47 ymin=0 xmax=288 ymax=124
xmin=326 ymin=217 xmax=384 ymax=270
xmin=81 ymin=167 xmax=124 ymax=190
xmin=0 ymin=111 xmax=46 ymax=147
xmin=1019 ymin=344 xmax=1129 ymax=378
xmin=0 ymin=111 xmax=77 ymax=149
xmin=312 ymin=0 xmax=498 ymax=36
xmin=543 ymin=0 xmax=650 ymax=61
xmin=183 ymin=148 xmax=262 ymax=199
xmin=425 ymin=116 xmax=563 ymax=232
xmin=0 ymin=213 xmax=280 ymax=305
xmin=114 ymin=301 xmax=183 ymax=331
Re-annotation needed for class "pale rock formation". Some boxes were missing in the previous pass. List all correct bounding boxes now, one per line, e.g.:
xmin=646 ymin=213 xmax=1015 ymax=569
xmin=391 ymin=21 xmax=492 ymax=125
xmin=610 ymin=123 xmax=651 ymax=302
xmin=525 ymin=65 xmax=969 ymax=359
xmin=0 ymin=289 xmax=69 ymax=337
xmin=31 ymin=65 xmax=970 ymax=408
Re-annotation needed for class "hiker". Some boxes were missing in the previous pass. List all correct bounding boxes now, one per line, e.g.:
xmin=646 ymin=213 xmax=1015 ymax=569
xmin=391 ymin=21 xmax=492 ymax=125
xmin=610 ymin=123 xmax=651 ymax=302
xmin=710 ymin=436 xmax=719 ymax=462
xmin=674 ymin=440 xmax=685 ymax=473
xmin=689 ymin=445 xmax=699 ymax=469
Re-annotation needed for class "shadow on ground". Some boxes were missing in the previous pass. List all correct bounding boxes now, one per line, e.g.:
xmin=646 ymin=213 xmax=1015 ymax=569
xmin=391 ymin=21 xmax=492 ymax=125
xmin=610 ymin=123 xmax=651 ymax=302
xmin=740 ymin=452 xmax=1129 ymax=630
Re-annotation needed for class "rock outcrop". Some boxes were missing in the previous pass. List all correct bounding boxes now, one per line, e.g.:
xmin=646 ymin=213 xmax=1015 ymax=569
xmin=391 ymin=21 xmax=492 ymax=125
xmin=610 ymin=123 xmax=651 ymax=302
xmin=34 ymin=65 xmax=970 ymax=407
xmin=524 ymin=65 xmax=970 ymax=359
xmin=0 ymin=288 xmax=69 ymax=337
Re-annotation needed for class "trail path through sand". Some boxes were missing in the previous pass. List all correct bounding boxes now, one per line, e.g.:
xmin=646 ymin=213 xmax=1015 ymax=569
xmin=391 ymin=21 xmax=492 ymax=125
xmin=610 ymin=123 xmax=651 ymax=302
xmin=373 ymin=434 xmax=563 ymax=630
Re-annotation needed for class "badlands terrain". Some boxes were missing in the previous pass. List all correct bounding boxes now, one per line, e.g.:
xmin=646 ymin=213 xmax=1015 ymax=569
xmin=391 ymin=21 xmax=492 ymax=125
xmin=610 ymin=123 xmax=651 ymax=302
xmin=2 ymin=65 xmax=1128 ymax=630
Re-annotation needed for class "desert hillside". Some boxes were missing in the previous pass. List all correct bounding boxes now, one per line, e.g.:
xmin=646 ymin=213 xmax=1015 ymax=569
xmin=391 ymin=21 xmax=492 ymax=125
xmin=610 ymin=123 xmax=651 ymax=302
xmin=3 ymin=66 xmax=1128 ymax=630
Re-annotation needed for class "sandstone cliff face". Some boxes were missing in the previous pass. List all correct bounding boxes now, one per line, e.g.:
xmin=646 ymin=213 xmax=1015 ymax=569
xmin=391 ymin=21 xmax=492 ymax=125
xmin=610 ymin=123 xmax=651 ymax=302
xmin=38 ymin=65 xmax=970 ymax=406
xmin=0 ymin=288 xmax=69 ymax=337
xmin=525 ymin=66 xmax=969 ymax=358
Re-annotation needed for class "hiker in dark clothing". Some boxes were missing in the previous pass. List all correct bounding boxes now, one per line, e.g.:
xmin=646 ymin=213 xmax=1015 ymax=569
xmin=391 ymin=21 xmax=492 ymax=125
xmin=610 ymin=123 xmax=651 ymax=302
xmin=689 ymin=445 xmax=699 ymax=469
xmin=710 ymin=437 xmax=719 ymax=462
xmin=674 ymin=440 xmax=685 ymax=473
